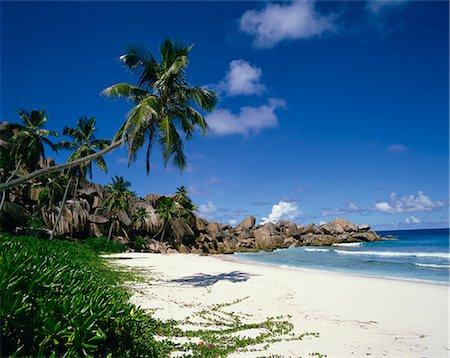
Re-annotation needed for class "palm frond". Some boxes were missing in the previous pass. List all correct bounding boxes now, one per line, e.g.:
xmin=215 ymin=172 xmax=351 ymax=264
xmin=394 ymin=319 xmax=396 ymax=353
xmin=102 ymin=83 xmax=148 ymax=102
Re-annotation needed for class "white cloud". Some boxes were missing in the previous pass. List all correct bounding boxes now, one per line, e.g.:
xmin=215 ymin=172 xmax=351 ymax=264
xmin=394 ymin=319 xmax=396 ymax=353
xmin=218 ymin=59 xmax=266 ymax=96
xmin=261 ymin=201 xmax=301 ymax=224
xmin=206 ymin=98 xmax=286 ymax=136
xmin=405 ymin=216 xmax=422 ymax=224
xmin=228 ymin=219 xmax=238 ymax=226
xmin=239 ymin=1 xmax=334 ymax=48
xmin=320 ymin=202 xmax=362 ymax=217
xmin=373 ymin=191 xmax=447 ymax=214
xmin=198 ymin=201 xmax=217 ymax=214
xmin=386 ymin=143 xmax=407 ymax=153
xmin=319 ymin=220 xmax=327 ymax=225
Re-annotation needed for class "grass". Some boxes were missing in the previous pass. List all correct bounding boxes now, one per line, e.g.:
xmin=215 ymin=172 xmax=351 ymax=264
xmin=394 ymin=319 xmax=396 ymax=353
xmin=0 ymin=233 xmax=322 ymax=357
xmin=0 ymin=233 xmax=173 ymax=357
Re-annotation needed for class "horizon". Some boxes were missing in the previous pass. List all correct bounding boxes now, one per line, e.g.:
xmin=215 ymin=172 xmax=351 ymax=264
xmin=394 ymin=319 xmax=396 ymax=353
xmin=1 ymin=1 xmax=448 ymax=231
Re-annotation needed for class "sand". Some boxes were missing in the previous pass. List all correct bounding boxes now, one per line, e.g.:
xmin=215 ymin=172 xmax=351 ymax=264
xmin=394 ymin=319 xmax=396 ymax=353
xmin=107 ymin=252 xmax=449 ymax=357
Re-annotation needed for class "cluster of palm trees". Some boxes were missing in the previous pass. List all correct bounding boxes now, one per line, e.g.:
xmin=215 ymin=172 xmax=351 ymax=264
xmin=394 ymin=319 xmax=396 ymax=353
xmin=0 ymin=38 xmax=217 ymax=241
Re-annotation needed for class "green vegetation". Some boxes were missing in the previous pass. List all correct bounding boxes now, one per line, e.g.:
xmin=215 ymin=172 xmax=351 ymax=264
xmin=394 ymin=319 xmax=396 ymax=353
xmin=102 ymin=39 xmax=217 ymax=173
xmin=1 ymin=233 xmax=320 ymax=357
xmin=80 ymin=236 xmax=127 ymax=254
xmin=0 ymin=233 xmax=173 ymax=357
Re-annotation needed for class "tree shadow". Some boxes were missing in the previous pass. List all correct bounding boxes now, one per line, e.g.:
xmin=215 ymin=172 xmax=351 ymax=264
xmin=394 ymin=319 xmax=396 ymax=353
xmin=169 ymin=271 xmax=253 ymax=287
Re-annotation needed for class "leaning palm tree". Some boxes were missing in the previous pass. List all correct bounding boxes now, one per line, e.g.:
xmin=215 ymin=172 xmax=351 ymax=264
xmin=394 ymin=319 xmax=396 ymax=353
xmin=1 ymin=109 xmax=58 ymax=211
xmin=0 ymin=39 xmax=217 ymax=192
xmin=102 ymin=38 xmax=217 ymax=173
xmin=102 ymin=176 xmax=134 ymax=240
xmin=51 ymin=116 xmax=111 ymax=239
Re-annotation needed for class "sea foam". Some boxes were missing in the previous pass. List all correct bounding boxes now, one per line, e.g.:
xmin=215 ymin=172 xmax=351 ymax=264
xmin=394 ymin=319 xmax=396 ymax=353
xmin=414 ymin=263 xmax=450 ymax=269
xmin=334 ymin=250 xmax=450 ymax=259
xmin=332 ymin=242 xmax=362 ymax=247
xmin=304 ymin=248 xmax=330 ymax=252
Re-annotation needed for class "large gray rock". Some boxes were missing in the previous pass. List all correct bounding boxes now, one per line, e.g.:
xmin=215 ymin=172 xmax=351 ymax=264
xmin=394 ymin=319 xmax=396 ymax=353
xmin=357 ymin=224 xmax=370 ymax=232
xmin=117 ymin=210 xmax=132 ymax=227
xmin=206 ymin=221 xmax=222 ymax=238
xmin=284 ymin=222 xmax=300 ymax=236
xmin=223 ymin=237 xmax=238 ymax=252
xmin=352 ymin=231 xmax=379 ymax=242
xmin=236 ymin=215 xmax=256 ymax=230
xmin=88 ymin=214 xmax=109 ymax=224
xmin=253 ymin=226 xmax=283 ymax=250
xmin=319 ymin=222 xmax=344 ymax=235
xmin=298 ymin=223 xmax=317 ymax=235
xmin=332 ymin=218 xmax=358 ymax=232
xmin=195 ymin=216 xmax=208 ymax=232
xmin=0 ymin=202 xmax=29 ymax=231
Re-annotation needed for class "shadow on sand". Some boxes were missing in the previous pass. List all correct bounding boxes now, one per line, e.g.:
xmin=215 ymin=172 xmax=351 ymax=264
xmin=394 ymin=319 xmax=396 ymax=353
xmin=169 ymin=271 xmax=253 ymax=287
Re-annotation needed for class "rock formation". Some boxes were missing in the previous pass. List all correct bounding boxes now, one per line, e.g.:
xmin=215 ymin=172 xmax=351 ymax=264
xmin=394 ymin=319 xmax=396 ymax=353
xmin=1 ymin=179 xmax=381 ymax=254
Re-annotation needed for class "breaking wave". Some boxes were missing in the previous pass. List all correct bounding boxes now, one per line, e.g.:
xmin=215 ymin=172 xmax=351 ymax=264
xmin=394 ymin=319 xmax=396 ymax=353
xmin=334 ymin=250 xmax=450 ymax=259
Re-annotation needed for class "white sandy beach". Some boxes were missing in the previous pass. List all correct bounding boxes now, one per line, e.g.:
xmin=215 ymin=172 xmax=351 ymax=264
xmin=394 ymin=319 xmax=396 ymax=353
xmin=109 ymin=252 xmax=449 ymax=357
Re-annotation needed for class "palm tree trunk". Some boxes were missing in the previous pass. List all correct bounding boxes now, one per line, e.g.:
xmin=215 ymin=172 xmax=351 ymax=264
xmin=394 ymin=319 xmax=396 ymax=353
xmin=73 ymin=175 xmax=80 ymax=200
xmin=50 ymin=177 xmax=73 ymax=240
xmin=107 ymin=218 xmax=115 ymax=241
xmin=152 ymin=221 xmax=165 ymax=241
xmin=0 ymin=160 xmax=22 ymax=212
xmin=0 ymin=138 xmax=126 ymax=192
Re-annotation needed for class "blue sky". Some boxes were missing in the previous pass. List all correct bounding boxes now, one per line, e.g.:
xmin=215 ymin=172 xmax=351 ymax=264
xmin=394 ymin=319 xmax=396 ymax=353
xmin=1 ymin=1 xmax=448 ymax=230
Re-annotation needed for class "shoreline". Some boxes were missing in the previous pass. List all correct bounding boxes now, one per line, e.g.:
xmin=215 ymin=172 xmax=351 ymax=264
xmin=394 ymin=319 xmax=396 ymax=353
xmin=220 ymin=253 xmax=450 ymax=287
xmin=108 ymin=252 xmax=450 ymax=357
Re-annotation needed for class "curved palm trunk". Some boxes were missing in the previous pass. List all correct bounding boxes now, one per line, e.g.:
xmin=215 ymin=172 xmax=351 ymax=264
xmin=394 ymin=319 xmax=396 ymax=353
xmin=0 ymin=160 xmax=22 ymax=212
xmin=0 ymin=138 xmax=126 ymax=192
xmin=50 ymin=177 xmax=73 ymax=240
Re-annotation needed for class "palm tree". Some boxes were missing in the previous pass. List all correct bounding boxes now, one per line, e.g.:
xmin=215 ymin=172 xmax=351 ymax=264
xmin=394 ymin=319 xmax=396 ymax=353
xmin=132 ymin=206 xmax=149 ymax=236
xmin=174 ymin=185 xmax=196 ymax=211
xmin=102 ymin=38 xmax=217 ymax=173
xmin=50 ymin=116 xmax=111 ymax=240
xmin=8 ymin=109 xmax=59 ymax=172
xmin=58 ymin=116 xmax=111 ymax=197
xmin=1 ymin=109 xmax=58 ymax=211
xmin=103 ymin=176 xmax=134 ymax=240
xmin=35 ymin=173 xmax=69 ymax=236
xmin=154 ymin=196 xmax=179 ymax=243
xmin=0 ymin=39 xmax=216 ymax=192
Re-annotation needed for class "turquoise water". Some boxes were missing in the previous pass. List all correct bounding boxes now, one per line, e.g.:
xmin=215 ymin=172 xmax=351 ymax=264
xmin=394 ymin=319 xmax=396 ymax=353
xmin=236 ymin=228 xmax=449 ymax=284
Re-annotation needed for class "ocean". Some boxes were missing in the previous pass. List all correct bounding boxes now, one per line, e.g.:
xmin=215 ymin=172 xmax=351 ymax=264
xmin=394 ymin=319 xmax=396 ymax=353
xmin=235 ymin=228 xmax=449 ymax=284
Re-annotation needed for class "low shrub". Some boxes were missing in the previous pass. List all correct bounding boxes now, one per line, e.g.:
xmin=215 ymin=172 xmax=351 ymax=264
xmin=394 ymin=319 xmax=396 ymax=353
xmin=80 ymin=236 xmax=126 ymax=254
xmin=134 ymin=236 xmax=146 ymax=251
xmin=0 ymin=234 xmax=172 ymax=357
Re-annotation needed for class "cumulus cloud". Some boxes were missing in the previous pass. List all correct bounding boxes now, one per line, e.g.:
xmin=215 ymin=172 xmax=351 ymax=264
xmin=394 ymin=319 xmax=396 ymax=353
xmin=198 ymin=201 xmax=217 ymax=214
xmin=228 ymin=219 xmax=238 ymax=226
xmin=386 ymin=143 xmax=407 ymax=153
xmin=261 ymin=201 xmax=301 ymax=224
xmin=239 ymin=1 xmax=335 ymax=48
xmin=206 ymin=98 xmax=286 ymax=136
xmin=218 ymin=59 xmax=266 ymax=96
xmin=373 ymin=191 xmax=447 ymax=214
xmin=405 ymin=216 xmax=422 ymax=224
